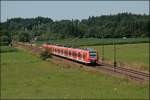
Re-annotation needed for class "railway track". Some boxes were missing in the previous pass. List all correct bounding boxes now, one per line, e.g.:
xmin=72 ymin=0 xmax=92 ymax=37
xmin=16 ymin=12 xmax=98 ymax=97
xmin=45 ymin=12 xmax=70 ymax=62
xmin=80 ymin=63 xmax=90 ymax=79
xmin=13 ymin=42 xmax=150 ymax=82
xmin=96 ymin=64 xmax=149 ymax=82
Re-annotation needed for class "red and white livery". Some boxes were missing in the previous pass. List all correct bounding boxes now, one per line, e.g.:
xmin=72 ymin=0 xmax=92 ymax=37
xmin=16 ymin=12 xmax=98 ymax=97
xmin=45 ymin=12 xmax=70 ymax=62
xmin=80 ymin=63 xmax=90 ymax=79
xmin=42 ymin=43 xmax=99 ymax=64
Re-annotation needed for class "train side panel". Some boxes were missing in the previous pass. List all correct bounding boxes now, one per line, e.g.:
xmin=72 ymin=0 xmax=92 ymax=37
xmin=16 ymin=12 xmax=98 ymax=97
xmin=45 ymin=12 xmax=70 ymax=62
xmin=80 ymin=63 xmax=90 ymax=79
xmin=42 ymin=44 xmax=97 ymax=64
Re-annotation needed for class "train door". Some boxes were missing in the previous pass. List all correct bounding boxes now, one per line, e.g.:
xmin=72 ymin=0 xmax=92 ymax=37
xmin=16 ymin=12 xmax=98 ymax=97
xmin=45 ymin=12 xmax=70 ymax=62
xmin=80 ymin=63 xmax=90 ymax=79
xmin=61 ymin=49 xmax=63 ymax=55
xmin=64 ymin=49 xmax=68 ymax=57
xmin=83 ymin=52 xmax=87 ymax=62
xmin=69 ymin=50 xmax=72 ymax=58
xmin=78 ymin=52 xmax=82 ymax=60
xmin=72 ymin=51 xmax=77 ymax=59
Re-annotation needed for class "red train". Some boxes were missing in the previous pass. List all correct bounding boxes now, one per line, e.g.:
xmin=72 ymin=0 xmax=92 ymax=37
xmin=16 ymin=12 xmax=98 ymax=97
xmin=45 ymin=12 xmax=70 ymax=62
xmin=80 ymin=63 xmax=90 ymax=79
xmin=42 ymin=43 xmax=99 ymax=64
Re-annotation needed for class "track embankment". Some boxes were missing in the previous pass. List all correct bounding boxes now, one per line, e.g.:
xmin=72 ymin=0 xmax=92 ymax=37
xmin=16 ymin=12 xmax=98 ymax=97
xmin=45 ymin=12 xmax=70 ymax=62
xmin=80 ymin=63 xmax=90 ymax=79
xmin=13 ymin=42 xmax=150 ymax=83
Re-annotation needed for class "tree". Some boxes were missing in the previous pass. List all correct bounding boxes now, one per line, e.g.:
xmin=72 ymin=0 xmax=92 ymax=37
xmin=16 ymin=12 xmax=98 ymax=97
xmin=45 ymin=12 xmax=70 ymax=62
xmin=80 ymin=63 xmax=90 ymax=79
xmin=18 ymin=32 xmax=31 ymax=42
xmin=0 ymin=13 xmax=149 ymax=40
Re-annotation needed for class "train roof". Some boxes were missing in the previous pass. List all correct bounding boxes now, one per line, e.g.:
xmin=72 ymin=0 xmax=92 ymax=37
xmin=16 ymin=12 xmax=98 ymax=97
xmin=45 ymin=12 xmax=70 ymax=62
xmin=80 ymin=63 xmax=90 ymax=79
xmin=84 ymin=48 xmax=95 ymax=51
xmin=44 ymin=43 xmax=96 ymax=52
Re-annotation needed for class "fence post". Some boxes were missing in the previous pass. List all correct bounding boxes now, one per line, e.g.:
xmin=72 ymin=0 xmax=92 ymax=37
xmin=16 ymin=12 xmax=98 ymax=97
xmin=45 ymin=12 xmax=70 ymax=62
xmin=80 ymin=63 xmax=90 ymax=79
xmin=113 ymin=39 xmax=117 ymax=71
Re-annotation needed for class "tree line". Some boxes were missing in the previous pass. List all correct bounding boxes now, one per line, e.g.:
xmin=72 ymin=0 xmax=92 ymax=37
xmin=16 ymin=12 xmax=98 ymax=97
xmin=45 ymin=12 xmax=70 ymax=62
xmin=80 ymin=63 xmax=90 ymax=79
xmin=0 ymin=13 xmax=149 ymax=45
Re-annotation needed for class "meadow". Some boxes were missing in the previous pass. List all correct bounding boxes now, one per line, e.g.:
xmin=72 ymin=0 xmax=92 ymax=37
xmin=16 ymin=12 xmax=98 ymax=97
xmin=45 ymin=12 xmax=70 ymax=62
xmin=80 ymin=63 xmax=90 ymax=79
xmin=84 ymin=43 xmax=149 ymax=71
xmin=0 ymin=46 xmax=17 ymax=53
xmin=35 ymin=37 xmax=149 ymax=47
xmin=0 ymin=46 xmax=149 ymax=99
xmin=36 ymin=38 xmax=149 ymax=71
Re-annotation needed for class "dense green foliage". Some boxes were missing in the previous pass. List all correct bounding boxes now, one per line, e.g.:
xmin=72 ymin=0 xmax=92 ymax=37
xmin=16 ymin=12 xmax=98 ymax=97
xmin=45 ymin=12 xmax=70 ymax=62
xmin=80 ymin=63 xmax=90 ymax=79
xmin=0 ymin=13 xmax=149 ymax=44
xmin=1 ymin=47 xmax=149 ymax=99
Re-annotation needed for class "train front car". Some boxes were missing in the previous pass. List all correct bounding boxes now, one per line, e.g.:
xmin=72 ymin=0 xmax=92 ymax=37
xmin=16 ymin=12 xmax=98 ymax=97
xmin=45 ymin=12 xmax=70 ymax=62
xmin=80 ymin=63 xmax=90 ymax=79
xmin=86 ymin=48 xmax=98 ymax=65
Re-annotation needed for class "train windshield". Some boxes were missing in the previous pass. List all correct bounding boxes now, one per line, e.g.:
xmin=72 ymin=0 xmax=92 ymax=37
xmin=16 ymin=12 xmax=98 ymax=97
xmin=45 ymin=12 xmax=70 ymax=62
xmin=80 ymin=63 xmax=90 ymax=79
xmin=89 ymin=51 xmax=96 ymax=58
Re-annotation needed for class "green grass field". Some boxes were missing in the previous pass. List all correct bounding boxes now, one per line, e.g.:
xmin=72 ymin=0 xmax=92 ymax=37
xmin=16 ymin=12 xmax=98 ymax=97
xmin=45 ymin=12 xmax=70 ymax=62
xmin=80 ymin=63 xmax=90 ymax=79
xmin=0 ymin=46 xmax=17 ymax=53
xmin=35 ymin=38 xmax=149 ymax=71
xmin=35 ymin=37 xmax=149 ymax=46
xmin=0 ymin=46 xmax=149 ymax=99
xmin=84 ymin=43 xmax=149 ymax=71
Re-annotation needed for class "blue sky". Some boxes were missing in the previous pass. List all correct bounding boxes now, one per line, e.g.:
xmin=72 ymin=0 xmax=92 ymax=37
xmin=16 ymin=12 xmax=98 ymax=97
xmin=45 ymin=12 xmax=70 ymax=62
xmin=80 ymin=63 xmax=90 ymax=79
xmin=1 ymin=1 xmax=149 ymax=22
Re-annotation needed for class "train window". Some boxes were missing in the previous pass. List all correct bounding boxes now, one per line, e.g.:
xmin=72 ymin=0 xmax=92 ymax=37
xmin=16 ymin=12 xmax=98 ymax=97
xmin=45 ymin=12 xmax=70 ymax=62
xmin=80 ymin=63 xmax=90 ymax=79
xmin=58 ymin=49 xmax=60 ymax=53
xmin=73 ymin=52 xmax=77 ymax=57
xmin=89 ymin=51 xmax=96 ymax=58
xmin=78 ymin=52 xmax=81 ymax=58
xmin=69 ymin=51 xmax=71 ymax=56
xmin=65 ymin=50 xmax=68 ymax=55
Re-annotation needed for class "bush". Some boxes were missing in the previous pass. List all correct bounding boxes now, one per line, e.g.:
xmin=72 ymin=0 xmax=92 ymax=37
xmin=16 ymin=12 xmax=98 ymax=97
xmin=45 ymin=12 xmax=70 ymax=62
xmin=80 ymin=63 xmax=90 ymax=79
xmin=18 ymin=32 xmax=31 ymax=42
xmin=40 ymin=50 xmax=52 ymax=60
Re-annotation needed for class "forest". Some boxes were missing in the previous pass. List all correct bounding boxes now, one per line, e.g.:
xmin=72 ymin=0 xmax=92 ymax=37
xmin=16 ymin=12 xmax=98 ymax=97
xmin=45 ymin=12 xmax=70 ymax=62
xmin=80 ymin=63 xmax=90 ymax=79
xmin=0 ymin=13 xmax=149 ymax=45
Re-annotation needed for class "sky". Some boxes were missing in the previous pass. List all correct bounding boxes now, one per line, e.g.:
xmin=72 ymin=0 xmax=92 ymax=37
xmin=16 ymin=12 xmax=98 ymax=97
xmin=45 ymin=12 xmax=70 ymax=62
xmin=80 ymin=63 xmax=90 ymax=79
xmin=1 ymin=1 xmax=149 ymax=22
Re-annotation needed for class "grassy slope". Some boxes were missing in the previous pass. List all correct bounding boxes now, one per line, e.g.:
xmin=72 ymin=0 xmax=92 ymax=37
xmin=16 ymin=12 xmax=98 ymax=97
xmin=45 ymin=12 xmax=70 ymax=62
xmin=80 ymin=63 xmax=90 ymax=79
xmin=84 ymin=43 xmax=149 ymax=71
xmin=1 ymin=47 xmax=149 ymax=99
